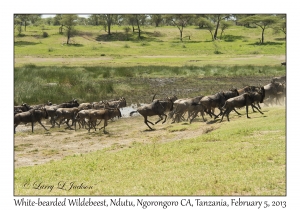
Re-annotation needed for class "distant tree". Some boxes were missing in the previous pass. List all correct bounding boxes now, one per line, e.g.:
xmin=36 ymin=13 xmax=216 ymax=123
xmin=14 ymin=14 xmax=41 ymax=32
xmin=219 ymin=20 xmax=233 ymax=39
xmin=233 ymin=14 xmax=255 ymax=26
xmin=14 ymin=15 xmax=22 ymax=35
xmin=87 ymin=14 xmax=101 ymax=26
xmin=150 ymin=14 xmax=164 ymax=27
xmin=197 ymin=17 xmax=215 ymax=41
xmin=77 ymin=17 xmax=87 ymax=25
xmin=205 ymin=14 xmax=231 ymax=40
xmin=53 ymin=15 xmax=64 ymax=33
xmin=60 ymin=14 xmax=78 ymax=44
xmin=165 ymin=14 xmax=195 ymax=41
xmin=44 ymin=17 xmax=53 ymax=26
xmin=123 ymin=14 xmax=148 ymax=39
xmin=272 ymin=15 xmax=286 ymax=39
xmin=98 ymin=14 xmax=120 ymax=35
xmin=239 ymin=15 xmax=279 ymax=44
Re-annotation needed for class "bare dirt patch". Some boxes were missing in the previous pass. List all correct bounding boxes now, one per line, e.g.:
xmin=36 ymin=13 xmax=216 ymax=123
xmin=14 ymin=115 xmax=215 ymax=168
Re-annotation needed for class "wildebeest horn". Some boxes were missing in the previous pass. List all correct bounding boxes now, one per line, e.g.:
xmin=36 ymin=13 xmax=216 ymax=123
xmin=152 ymin=93 xmax=157 ymax=102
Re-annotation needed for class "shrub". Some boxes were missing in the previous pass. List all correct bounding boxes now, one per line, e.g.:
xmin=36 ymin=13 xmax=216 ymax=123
xmin=153 ymin=31 xmax=162 ymax=37
xmin=42 ymin=31 xmax=49 ymax=38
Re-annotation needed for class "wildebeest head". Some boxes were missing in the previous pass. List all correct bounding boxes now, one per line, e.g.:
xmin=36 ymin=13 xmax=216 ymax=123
xmin=40 ymin=107 xmax=49 ymax=119
xmin=259 ymin=87 xmax=265 ymax=103
xmin=153 ymin=99 xmax=165 ymax=114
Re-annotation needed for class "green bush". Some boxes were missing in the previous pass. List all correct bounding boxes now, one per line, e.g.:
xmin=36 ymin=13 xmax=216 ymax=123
xmin=42 ymin=31 xmax=49 ymax=38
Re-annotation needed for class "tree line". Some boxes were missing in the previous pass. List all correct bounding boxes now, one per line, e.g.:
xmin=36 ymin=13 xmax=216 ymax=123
xmin=14 ymin=14 xmax=286 ymax=44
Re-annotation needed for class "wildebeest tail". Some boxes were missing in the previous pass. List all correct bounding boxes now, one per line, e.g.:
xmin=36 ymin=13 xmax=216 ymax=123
xmin=129 ymin=111 xmax=138 ymax=116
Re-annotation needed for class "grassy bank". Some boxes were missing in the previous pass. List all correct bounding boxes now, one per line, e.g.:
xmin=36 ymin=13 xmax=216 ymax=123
xmin=14 ymin=107 xmax=286 ymax=196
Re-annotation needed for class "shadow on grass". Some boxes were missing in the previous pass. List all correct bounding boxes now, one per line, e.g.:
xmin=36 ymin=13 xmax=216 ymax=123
xmin=66 ymin=43 xmax=84 ymax=47
xmin=14 ymin=41 xmax=39 ymax=46
xmin=222 ymin=35 xmax=245 ymax=42
xmin=274 ymin=37 xmax=286 ymax=41
xmin=206 ymin=119 xmax=220 ymax=124
xmin=248 ymin=42 xmax=284 ymax=46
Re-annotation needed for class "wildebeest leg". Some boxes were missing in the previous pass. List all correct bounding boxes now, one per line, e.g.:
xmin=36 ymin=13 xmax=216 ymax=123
xmin=37 ymin=120 xmax=49 ymax=131
xmin=257 ymin=103 xmax=261 ymax=109
xmin=162 ymin=114 xmax=168 ymax=124
xmin=144 ymin=116 xmax=153 ymax=130
xmin=220 ymin=109 xmax=227 ymax=122
xmin=251 ymin=104 xmax=264 ymax=115
xmin=155 ymin=115 xmax=164 ymax=124
xmin=204 ymin=109 xmax=213 ymax=118
xmin=103 ymin=119 xmax=108 ymax=133
xmin=31 ymin=121 xmax=34 ymax=133
xmin=233 ymin=108 xmax=242 ymax=115
xmin=65 ymin=119 xmax=73 ymax=129
xmin=189 ymin=111 xmax=197 ymax=124
xmin=226 ymin=108 xmax=232 ymax=122
xmin=88 ymin=120 xmax=96 ymax=132
xmin=214 ymin=108 xmax=223 ymax=119
xmin=246 ymin=105 xmax=250 ymax=118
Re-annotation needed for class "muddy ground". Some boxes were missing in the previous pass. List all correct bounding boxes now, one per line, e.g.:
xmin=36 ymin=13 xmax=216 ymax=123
xmin=14 ymin=76 xmax=278 ymax=168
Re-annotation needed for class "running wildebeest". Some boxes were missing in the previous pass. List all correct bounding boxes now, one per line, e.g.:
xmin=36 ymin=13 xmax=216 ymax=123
xmin=14 ymin=107 xmax=49 ymax=133
xmin=220 ymin=87 xmax=265 ymax=122
xmin=129 ymin=99 xmax=166 ymax=130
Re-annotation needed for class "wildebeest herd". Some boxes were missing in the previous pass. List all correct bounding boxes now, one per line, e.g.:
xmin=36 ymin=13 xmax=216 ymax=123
xmin=14 ymin=76 xmax=286 ymax=133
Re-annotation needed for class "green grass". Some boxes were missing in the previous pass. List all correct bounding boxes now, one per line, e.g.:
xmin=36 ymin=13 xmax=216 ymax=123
xmin=14 ymin=25 xmax=286 ymax=67
xmin=14 ymin=107 xmax=286 ymax=195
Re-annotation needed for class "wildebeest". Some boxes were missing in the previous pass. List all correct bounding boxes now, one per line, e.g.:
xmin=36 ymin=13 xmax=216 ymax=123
xmin=54 ymin=107 xmax=79 ymax=129
xmin=263 ymin=82 xmax=285 ymax=106
xmin=14 ymin=103 xmax=31 ymax=115
xmin=200 ymin=89 xmax=239 ymax=119
xmin=271 ymin=76 xmax=286 ymax=84
xmin=238 ymin=86 xmax=264 ymax=110
xmin=129 ymin=99 xmax=166 ymax=130
xmin=78 ymin=102 xmax=93 ymax=111
xmin=46 ymin=99 xmax=80 ymax=127
xmin=106 ymin=97 xmax=127 ymax=108
xmin=14 ymin=107 xmax=49 ymax=133
xmin=220 ymin=87 xmax=265 ymax=122
xmin=88 ymin=107 xmax=122 ymax=133
xmin=152 ymin=94 xmax=176 ymax=124
xmin=188 ymin=102 xmax=206 ymax=123
xmin=75 ymin=109 xmax=96 ymax=130
xmin=170 ymin=96 xmax=203 ymax=123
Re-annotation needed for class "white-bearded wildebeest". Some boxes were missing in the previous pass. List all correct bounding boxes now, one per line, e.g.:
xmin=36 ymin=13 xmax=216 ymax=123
xmin=14 ymin=107 xmax=49 ymax=133
xmin=200 ymin=89 xmax=239 ymax=120
xmin=129 ymin=99 xmax=167 ymax=130
xmin=263 ymin=81 xmax=285 ymax=106
xmin=238 ymin=85 xmax=265 ymax=111
xmin=170 ymin=96 xmax=204 ymax=123
xmin=54 ymin=107 xmax=79 ymax=130
xmin=14 ymin=103 xmax=31 ymax=115
xmin=75 ymin=109 xmax=97 ymax=130
xmin=152 ymin=94 xmax=176 ymax=124
xmin=220 ymin=87 xmax=265 ymax=122
xmin=88 ymin=107 xmax=122 ymax=133
xmin=271 ymin=76 xmax=286 ymax=84
xmin=46 ymin=99 xmax=80 ymax=128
